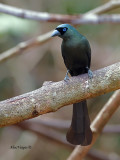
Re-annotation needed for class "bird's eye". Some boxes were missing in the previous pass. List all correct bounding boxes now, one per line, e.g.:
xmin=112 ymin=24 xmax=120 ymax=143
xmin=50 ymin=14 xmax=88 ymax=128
xmin=63 ymin=28 xmax=67 ymax=32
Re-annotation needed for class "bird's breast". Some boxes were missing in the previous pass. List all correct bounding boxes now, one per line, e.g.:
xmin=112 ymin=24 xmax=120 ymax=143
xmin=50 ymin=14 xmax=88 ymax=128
xmin=61 ymin=41 xmax=89 ymax=76
xmin=62 ymin=42 xmax=88 ymax=64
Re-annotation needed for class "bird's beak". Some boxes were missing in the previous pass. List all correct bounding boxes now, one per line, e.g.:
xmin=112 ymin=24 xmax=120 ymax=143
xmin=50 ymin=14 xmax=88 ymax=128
xmin=51 ymin=30 xmax=61 ymax=37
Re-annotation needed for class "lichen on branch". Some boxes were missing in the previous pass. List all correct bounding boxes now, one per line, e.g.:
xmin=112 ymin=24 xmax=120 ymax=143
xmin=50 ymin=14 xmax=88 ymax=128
xmin=0 ymin=62 xmax=120 ymax=128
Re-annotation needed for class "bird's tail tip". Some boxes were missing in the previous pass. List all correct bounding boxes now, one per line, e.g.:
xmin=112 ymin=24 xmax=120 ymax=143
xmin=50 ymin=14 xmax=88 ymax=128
xmin=66 ymin=127 xmax=92 ymax=146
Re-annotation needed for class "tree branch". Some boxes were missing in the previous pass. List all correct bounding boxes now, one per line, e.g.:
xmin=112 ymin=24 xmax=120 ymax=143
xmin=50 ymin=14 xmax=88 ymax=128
xmin=0 ymin=62 xmax=120 ymax=127
xmin=67 ymin=90 xmax=120 ymax=160
xmin=72 ymin=14 xmax=120 ymax=25
xmin=28 ymin=118 xmax=120 ymax=133
xmin=17 ymin=122 xmax=120 ymax=160
xmin=0 ymin=31 xmax=52 ymax=63
xmin=0 ymin=1 xmax=120 ymax=64
xmin=0 ymin=2 xmax=120 ymax=24
xmin=0 ymin=13 xmax=120 ymax=64
xmin=87 ymin=0 xmax=120 ymax=14
xmin=17 ymin=122 xmax=71 ymax=149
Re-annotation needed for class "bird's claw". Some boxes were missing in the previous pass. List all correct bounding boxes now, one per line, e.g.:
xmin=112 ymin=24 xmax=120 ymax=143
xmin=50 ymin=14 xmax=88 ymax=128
xmin=64 ymin=75 xmax=69 ymax=82
xmin=86 ymin=67 xmax=93 ymax=79
xmin=64 ymin=69 xmax=70 ymax=82
xmin=88 ymin=69 xmax=93 ymax=79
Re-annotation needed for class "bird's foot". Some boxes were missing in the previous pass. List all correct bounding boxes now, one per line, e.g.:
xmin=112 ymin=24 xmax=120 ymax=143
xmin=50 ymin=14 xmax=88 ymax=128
xmin=64 ymin=75 xmax=69 ymax=81
xmin=64 ymin=70 xmax=70 ymax=82
xmin=86 ymin=67 xmax=93 ymax=79
xmin=88 ymin=69 xmax=93 ymax=79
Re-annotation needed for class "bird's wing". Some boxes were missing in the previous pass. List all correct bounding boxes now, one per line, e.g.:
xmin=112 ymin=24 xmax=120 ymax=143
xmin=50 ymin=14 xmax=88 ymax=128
xmin=86 ymin=47 xmax=91 ymax=68
xmin=82 ymin=38 xmax=91 ymax=68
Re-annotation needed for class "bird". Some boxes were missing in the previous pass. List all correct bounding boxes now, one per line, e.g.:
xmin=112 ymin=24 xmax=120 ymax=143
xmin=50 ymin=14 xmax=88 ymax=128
xmin=51 ymin=24 xmax=93 ymax=145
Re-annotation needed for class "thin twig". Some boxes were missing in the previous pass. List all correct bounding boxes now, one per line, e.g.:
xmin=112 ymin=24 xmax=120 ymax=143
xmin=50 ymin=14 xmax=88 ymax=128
xmin=87 ymin=0 xmax=120 ymax=14
xmin=31 ymin=118 xmax=70 ymax=130
xmin=17 ymin=122 xmax=72 ymax=149
xmin=67 ymin=90 xmax=120 ymax=160
xmin=0 ymin=30 xmax=52 ymax=63
xmin=103 ymin=124 xmax=120 ymax=133
xmin=0 ymin=1 xmax=120 ymax=63
xmin=1 ymin=15 xmax=120 ymax=64
xmin=88 ymin=149 xmax=120 ymax=160
xmin=0 ymin=62 xmax=120 ymax=127
xmin=72 ymin=14 xmax=120 ymax=25
xmin=17 ymin=121 xmax=120 ymax=160
xmin=30 ymin=118 xmax=120 ymax=133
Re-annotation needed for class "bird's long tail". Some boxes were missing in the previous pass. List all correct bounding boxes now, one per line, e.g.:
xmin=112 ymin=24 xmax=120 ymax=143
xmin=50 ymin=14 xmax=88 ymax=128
xmin=66 ymin=100 xmax=92 ymax=145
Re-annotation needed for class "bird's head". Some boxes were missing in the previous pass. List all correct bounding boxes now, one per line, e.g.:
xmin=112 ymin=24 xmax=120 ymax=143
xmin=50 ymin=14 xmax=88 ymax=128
xmin=51 ymin=24 xmax=77 ymax=40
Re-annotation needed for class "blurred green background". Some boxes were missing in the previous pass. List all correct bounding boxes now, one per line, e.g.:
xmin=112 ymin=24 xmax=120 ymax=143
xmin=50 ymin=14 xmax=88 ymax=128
xmin=0 ymin=0 xmax=120 ymax=160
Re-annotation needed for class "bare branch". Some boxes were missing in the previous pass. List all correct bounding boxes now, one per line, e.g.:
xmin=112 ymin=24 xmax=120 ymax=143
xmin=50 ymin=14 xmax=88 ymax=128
xmin=30 ymin=118 xmax=120 ymax=133
xmin=87 ymin=0 xmax=120 ymax=14
xmin=103 ymin=124 xmax=120 ymax=133
xmin=0 ymin=2 xmax=120 ymax=24
xmin=0 ymin=31 xmax=52 ymax=63
xmin=0 ymin=13 xmax=120 ymax=64
xmin=67 ymin=90 xmax=120 ymax=160
xmin=72 ymin=14 xmax=120 ymax=25
xmin=30 ymin=118 xmax=70 ymax=130
xmin=0 ymin=62 xmax=120 ymax=128
xmin=1 ymin=1 xmax=120 ymax=64
xmin=88 ymin=148 xmax=120 ymax=160
xmin=18 ymin=122 xmax=120 ymax=160
xmin=17 ymin=122 xmax=71 ymax=149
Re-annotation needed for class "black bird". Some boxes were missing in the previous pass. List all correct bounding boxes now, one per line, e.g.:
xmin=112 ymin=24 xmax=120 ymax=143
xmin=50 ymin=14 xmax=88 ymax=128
xmin=51 ymin=24 xmax=93 ymax=145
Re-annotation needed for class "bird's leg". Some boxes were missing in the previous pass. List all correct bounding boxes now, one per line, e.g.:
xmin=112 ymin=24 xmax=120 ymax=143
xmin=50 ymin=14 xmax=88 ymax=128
xmin=86 ymin=67 xmax=93 ymax=79
xmin=64 ymin=69 xmax=70 ymax=81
